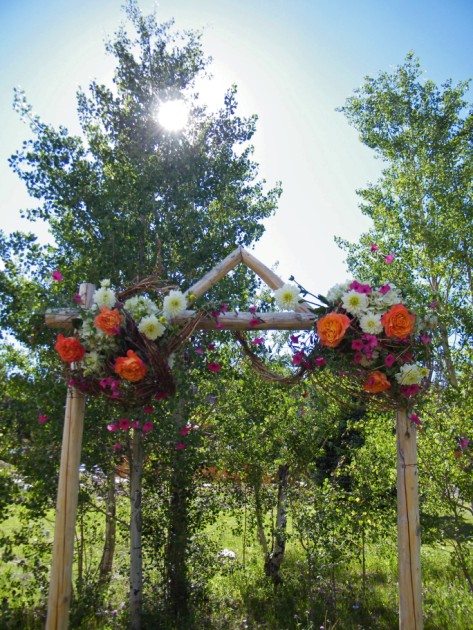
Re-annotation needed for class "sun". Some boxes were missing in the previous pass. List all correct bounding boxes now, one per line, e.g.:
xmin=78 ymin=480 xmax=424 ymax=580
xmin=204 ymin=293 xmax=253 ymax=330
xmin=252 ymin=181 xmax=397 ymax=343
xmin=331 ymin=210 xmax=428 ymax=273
xmin=156 ymin=99 xmax=189 ymax=131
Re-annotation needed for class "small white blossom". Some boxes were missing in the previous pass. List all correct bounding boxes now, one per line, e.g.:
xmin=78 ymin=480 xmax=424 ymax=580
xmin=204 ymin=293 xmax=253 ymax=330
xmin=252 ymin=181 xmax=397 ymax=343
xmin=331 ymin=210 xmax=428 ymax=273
xmin=274 ymin=283 xmax=300 ymax=311
xmin=93 ymin=287 xmax=116 ymax=308
xmin=83 ymin=351 xmax=102 ymax=374
xmin=342 ymin=290 xmax=369 ymax=316
xmin=100 ymin=278 xmax=111 ymax=288
xmin=359 ymin=311 xmax=383 ymax=335
xmin=163 ymin=290 xmax=187 ymax=320
xmin=326 ymin=281 xmax=351 ymax=304
xmin=138 ymin=315 xmax=166 ymax=340
xmin=395 ymin=363 xmax=423 ymax=386
xmin=124 ymin=296 xmax=159 ymax=320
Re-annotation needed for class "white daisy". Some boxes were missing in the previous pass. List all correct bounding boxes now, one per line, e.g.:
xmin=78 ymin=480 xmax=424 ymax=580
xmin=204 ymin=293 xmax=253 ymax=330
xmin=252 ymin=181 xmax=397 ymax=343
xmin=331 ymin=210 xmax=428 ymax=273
xmin=395 ymin=363 xmax=423 ymax=386
xmin=341 ymin=290 xmax=369 ymax=316
xmin=93 ymin=286 xmax=116 ymax=308
xmin=274 ymin=283 xmax=300 ymax=311
xmin=163 ymin=290 xmax=187 ymax=320
xmin=326 ymin=281 xmax=351 ymax=305
xmin=138 ymin=315 xmax=166 ymax=340
xmin=359 ymin=311 xmax=383 ymax=335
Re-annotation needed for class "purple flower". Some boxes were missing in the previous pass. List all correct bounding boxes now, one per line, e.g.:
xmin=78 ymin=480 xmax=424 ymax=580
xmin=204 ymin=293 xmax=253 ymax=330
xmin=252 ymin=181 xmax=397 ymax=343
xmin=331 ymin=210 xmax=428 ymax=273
xmin=379 ymin=284 xmax=391 ymax=295
xmin=384 ymin=354 xmax=396 ymax=367
xmin=385 ymin=254 xmax=395 ymax=265
xmin=118 ymin=418 xmax=131 ymax=431
xmin=142 ymin=421 xmax=154 ymax=433
xmin=251 ymin=337 xmax=264 ymax=345
xmin=52 ymin=270 xmax=63 ymax=282
xmin=420 ymin=334 xmax=432 ymax=344
xmin=352 ymin=339 xmax=364 ymax=351
xmin=409 ymin=414 xmax=422 ymax=426
xmin=314 ymin=356 xmax=326 ymax=367
xmin=38 ymin=413 xmax=48 ymax=424
xmin=371 ymin=244 xmax=379 ymax=252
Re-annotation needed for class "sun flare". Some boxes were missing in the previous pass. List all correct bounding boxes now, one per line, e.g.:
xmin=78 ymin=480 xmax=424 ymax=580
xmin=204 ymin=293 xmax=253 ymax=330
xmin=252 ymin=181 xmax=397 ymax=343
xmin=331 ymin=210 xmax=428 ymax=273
xmin=156 ymin=99 xmax=189 ymax=131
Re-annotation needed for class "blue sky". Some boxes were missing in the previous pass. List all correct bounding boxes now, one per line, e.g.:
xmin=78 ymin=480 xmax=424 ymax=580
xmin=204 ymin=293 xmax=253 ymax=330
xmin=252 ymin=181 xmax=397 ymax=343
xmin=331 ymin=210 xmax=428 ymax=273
xmin=1 ymin=0 xmax=472 ymax=294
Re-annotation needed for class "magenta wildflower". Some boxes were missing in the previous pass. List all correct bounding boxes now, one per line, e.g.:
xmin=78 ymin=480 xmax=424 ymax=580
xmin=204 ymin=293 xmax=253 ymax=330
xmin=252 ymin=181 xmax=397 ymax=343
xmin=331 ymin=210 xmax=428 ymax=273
xmin=118 ymin=418 xmax=131 ymax=431
xmin=207 ymin=343 xmax=216 ymax=350
xmin=384 ymin=354 xmax=396 ymax=367
xmin=143 ymin=405 xmax=154 ymax=414
xmin=350 ymin=281 xmax=362 ymax=292
xmin=132 ymin=421 xmax=140 ymax=429
xmin=52 ymin=270 xmax=63 ymax=282
xmin=175 ymin=443 xmax=186 ymax=450
xmin=142 ymin=421 xmax=154 ymax=433
xmin=363 ymin=334 xmax=378 ymax=349
xmin=180 ymin=426 xmax=191 ymax=437
xmin=73 ymin=294 xmax=82 ymax=304
xmin=292 ymin=351 xmax=305 ymax=366
xmin=359 ymin=284 xmax=372 ymax=294
xmin=107 ymin=423 xmax=119 ymax=432
xmin=409 ymin=414 xmax=422 ymax=426
xmin=220 ymin=303 xmax=229 ymax=313
xmin=249 ymin=305 xmax=257 ymax=314
xmin=420 ymin=334 xmax=432 ymax=344
xmin=429 ymin=300 xmax=438 ymax=310
xmin=207 ymin=362 xmax=222 ymax=372
xmin=249 ymin=317 xmax=260 ymax=327
xmin=113 ymin=443 xmax=122 ymax=452
xmin=251 ymin=337 xmax=264 ymax=345
xmin=314 ymin=356 xmax=326 ymax=367
xmin=460 ymin=438 xmax=470 ymax=450
xmin=379 ymin=284 xmax=391 ymax=295
xmin=195 ymin=347 xmax=204 ymax=355
xmin=385 ymin=254 xmax=395 ymax=264
xmin=110 ymin=391 xmax=121 ymax=399
xmin=353 ymin=352 xmax=363 ymax=364
xmin=155 ymin=392 xmax=170 ymax=400
xmin=290 ymin=334 xmax=300 ymax=343
xmin=215 ymin=322 xmax=224 ymax=329
xmin=352 ymin=339 xmax=364 ymax=351
xmin=38 ymin=413 xmax=48 ymax=424
xmin=370 ymin=243 xmax=379 ymax=252
xmin=400 ymin=384 xmax=420 ymax=398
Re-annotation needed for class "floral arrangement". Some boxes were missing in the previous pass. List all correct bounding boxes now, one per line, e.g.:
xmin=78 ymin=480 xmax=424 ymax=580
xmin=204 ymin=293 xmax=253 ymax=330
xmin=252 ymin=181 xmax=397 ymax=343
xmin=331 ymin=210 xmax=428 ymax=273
xmin=54 ymin=278 xmax=196 ymax=408
xmin=272 ymin=277 xmax=434 ymax=413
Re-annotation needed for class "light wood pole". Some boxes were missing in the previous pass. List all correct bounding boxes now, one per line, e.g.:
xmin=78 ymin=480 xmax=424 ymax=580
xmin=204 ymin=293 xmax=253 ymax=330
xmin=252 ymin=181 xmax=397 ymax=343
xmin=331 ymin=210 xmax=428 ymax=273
xmin=396 ymin=407 xmax=423 ymax=630
xmin=46 ymin=283 xmax=95 ymax=630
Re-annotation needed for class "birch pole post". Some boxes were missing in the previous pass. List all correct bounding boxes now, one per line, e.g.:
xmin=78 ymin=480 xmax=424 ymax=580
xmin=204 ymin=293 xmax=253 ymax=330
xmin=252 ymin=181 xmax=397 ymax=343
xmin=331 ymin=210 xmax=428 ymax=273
xmin=46 ymin=283 xmax=95 ymax=630
xmin=396 ymin=407 xmax=423 ymax=630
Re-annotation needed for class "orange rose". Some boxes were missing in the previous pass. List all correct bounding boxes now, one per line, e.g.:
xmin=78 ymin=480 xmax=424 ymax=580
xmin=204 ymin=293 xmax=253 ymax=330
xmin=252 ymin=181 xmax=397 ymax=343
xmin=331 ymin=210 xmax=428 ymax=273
xmin=317 ymin=312 xmax=351 ymax=348
xmin=381 ymin=304 xmax=415 ymax=339
xmin=114 ymin=350 xmax=147 ymax=382
xmin=363 ymin=371 xmax=391 ymax=393
xmin=55 ymin=334 xmax=86 ymax=363
xmin=94 ymin=307 xmax=123 ymax=335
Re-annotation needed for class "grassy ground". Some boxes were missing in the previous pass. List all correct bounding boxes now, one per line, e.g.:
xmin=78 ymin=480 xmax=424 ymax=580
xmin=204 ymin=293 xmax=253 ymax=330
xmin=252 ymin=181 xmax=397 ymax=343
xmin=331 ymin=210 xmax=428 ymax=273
xmin=1 ymin=502 xmax=472 ymax=629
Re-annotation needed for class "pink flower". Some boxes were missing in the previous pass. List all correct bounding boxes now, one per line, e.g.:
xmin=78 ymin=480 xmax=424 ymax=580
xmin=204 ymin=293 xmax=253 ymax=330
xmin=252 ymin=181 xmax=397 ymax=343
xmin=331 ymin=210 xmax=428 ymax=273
xmin=73 ymin=294 xmax=82 ymax=304
xmin=155 ymin=392 xmax=170 ymax=400
xmin=420 ymin=334 xmax=432 ymax=344
xmin=384 ymin=354 xmax=396 ymax=367
xmin=38 ymin=413 xmax=48 ymax=424
xmin=249 ymin=317 xmax=260 ymax=327
xmin=110 ymin=391 xmax=121 ymax=399
xmin=207 ymin=362 xmax=222 ymax=372
xmin=215 ymin=322 xmax=224 ymax=329
xmin=180 ymin=426 xmax=191 ymax=436
xmin=175 ymin=443 xmax=186 ymax=450
xmin=113 ymin=443 xmax=122 ymax=452
xmin=460 ymin=438 xmax=470 ymax=450
xmin=409 ymin=414 xmax=422 ymax=427
xmin=107 ymin=423 xmax=119 ymax=432
xmin=352 ymin=339 xmax=364 ymax=351
xmin=429 ymin=300 xmax=438 ymax=310
xmin=52 ymin=270 xmax=63 ymax=282
xmin=400 ymin=384 xmax=419 ymax=398
xmin=353 ymin=352 xmax=363 ymax=364
xmin=195 ymin=347 xmax=204 ymax=355
xmin=350 ymin=281 xmax=362 ymax=292
xmin=132 ymin=421 xmax=140 ymax=429
xmin=220 ymin=303 xmax=229 ymax=313
xmin=118 ymin=418 xmax=131 ymax=431
xmin=292 ymin=351 xmax=305 ymax=366
xmin=110 ymin=379 xmax=120 ymax=391
xmin=207 ymin=343 xmax=216 ymax=350
xmin=251 ymin=337 xmax=264 ymax=345
xmin=363 ymin=334 xmax=378 ymax=349
xmin=100 ymin=378 xmax=111 ymax=389
xmin=142 ymin=421 xmax=154 ymax=433
xmin=371 ymin=243 xmax=379 ymax=252
xmin=359 ymin=284 xmax=372 ymax=294
xmin=314 ymin=356 xmax=326 ymax=367
xmin=290 ymin=334 xmax=300 ymax=343
xmin=143 ymin=405 xmax=154 ymax=414
xmin=211 ymin=309 xmax=221 ymax=318
xmin=249 ymin=305 xmax=257 ymax=314
xmin=379 ymin=284 xmax=391 ymax=295
xmin=385 ymin=254 xmax=395 ymax=264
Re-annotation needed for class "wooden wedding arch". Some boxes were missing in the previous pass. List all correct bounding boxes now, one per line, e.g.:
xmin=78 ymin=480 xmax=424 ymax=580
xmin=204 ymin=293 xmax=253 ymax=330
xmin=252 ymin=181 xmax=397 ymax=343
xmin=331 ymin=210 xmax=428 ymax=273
xmin=45 ymin=246 xmax=422 ymax=630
